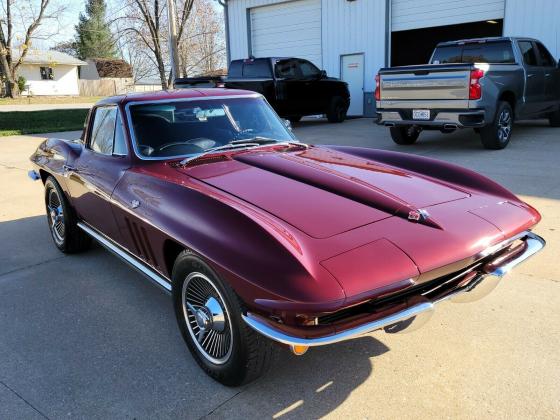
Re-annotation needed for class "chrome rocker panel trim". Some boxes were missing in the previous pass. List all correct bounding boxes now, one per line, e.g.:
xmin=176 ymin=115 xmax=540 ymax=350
xmin=77 ymin=222 xmax=172 ymax=293
xmin=242 ymin=231 xmax=545 ymax=347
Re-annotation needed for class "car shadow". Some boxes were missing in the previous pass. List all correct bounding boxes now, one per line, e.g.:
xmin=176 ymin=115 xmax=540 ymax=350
xmin=214 ymin=336 xmax=390 ymax=419
xmin=0 ymin=214 xmax=390 ymax=419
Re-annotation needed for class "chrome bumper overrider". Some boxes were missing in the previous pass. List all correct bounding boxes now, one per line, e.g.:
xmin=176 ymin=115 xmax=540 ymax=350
xmin=242 ymin=231 xmax=545 ymax=348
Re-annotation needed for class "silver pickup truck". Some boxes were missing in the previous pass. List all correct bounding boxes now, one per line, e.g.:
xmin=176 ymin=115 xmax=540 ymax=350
xmin=375 ymin=37 xmax=560 ymax=149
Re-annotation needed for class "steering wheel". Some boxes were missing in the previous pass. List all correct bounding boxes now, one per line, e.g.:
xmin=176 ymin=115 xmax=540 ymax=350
xmin=233 ymin=129 xmax=256 ymax=141
xmin=158 ymin=138 xmax=217 ymax=152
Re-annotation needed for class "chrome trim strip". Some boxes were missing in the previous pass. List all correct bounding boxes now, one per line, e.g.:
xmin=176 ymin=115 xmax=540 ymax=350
xmin=242 ymin=231 xmax=545 ymax=347
xmin=242 ymin=302 xmax=434 ymax=347
xmin=77 ymin=222 xmax=172 ymax=293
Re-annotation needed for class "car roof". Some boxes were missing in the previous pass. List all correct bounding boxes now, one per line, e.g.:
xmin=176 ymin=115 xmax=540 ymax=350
xmin=95 ymin=88 xmax=259 ymax=107
xmin=436 ymin=36 xmax=538 ymax=47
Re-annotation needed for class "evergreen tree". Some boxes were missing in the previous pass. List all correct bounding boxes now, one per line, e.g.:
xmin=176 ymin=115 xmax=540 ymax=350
xmin=75 ymin=0 xmax=116 ymax=60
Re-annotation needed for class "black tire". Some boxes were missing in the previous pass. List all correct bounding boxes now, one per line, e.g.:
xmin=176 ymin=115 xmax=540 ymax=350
xmin=288 ymin=116 xmax=302 ymax=123
xmin=44 ymin=176 xmax=91 ymax=253
xmin=172 ymin=251 xmax=275 ymax=386
xmin=549 ymin=109 xmax=560 ymax=127
xmin=480 ymin=101 xmax=513 ymax=149
xmin=326 ymin=96 xmax=347 ymax=123
xmin=389 ymin=125 xmax=420 ymax=145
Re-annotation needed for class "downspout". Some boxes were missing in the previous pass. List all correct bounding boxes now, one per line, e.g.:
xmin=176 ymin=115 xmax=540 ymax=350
xmin=218 ymin=0 xmax=231 ymax=66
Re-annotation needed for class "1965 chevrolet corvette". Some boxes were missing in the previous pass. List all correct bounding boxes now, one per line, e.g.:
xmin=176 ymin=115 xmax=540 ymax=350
xmin=29 ymin=89 xmax=545 ymax=386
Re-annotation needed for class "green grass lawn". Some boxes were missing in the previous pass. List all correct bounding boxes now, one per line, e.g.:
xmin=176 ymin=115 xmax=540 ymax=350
xmin=0 ymin=96 xmax=102 ymax=105
xmin=0 ymin=109 xmax=89 ymax=136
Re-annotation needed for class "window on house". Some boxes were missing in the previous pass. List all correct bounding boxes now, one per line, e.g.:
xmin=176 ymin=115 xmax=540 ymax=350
xmin=40 ymin=67 xmax=54 ymax=80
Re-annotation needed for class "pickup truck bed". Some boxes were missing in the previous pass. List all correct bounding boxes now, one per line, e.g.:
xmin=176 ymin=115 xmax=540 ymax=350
xmin=375 ymin=37 xmax=560 ymax=149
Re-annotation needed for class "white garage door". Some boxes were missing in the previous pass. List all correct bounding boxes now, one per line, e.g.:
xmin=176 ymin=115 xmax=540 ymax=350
xmin=250 ymin=0 xmax=322 ymax=66
xmin=392 ymin=0 xmax=505 ymax=31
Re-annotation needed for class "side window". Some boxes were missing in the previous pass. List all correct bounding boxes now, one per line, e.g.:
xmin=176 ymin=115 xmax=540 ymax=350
xmin=275 ymin=59 xmax=299 ymax=79
xmin=90 ymin=107 xmax=117 ymax=155
xmin=535 ymin=42 xmax=555 ymax=67
xmin=113 ymin=114 xmax=127 ymax=155
xmin=518 ymin=41 xmax=538 ymax=66
xmin=298 ymin=60 xmax=320 ymax=78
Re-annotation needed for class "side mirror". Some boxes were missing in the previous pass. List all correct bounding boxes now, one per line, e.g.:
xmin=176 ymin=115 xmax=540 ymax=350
xmin=283 ymin=119 xmax=293 ymax=131
xmin=319 ymin=70 xmax=327 ymax=79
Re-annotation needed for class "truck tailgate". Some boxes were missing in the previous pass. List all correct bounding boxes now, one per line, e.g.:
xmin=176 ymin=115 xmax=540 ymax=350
xmin=379 ymin=64 xmax=472 ymax=102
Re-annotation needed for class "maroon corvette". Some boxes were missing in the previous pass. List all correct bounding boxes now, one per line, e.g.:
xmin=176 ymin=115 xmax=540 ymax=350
xmin=29 ymin=89 xmax=544 ymax=386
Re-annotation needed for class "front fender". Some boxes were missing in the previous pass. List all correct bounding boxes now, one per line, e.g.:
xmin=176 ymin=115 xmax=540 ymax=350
xmin=112 ymin=169 xmax=346 ymax=313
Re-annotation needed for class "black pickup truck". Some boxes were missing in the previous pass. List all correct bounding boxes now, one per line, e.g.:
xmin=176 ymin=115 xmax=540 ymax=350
xmin=176 ymin=58 xmax=350 ymax=123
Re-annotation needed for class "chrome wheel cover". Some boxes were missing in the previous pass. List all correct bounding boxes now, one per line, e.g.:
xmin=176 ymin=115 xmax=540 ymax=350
xmin=497 ymin=108 xmax=512 ymax=142
xmin=47 ymin=189 xmax=65 ymax=245
xmin=182 ymin=272 xmax=233 ymax=364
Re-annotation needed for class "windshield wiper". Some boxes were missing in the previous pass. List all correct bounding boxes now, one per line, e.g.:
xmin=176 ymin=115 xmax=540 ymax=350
xmin=179 ymin=138 xmax=307 ymax=165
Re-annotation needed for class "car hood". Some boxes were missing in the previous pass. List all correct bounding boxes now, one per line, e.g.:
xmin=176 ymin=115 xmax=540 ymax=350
xmin=182 ymin=146 xmax=469 ymax=238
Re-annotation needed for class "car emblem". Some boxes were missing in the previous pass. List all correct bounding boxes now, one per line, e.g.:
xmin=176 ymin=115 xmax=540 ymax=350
xmin=408 ymin=209 xmax=430 ymax=222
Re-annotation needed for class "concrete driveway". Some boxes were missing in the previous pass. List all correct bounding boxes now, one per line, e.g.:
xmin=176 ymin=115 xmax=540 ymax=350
xmin=0 ymin=120 xmax=558 ymax=419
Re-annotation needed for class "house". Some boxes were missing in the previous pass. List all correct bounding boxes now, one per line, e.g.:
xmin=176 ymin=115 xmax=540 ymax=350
xmin=80 ymin=58 xmax=134 ymax=95
xmin=223 ymin=0 xmax=560 ymax=117
xmin=12 ymin=49 xmax=86 ymax=96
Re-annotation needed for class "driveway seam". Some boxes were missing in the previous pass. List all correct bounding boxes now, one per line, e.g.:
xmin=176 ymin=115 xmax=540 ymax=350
xmin=0 ymin=256 xmax=66 ymax=280
xmin=0 ymin=380 xmax=50 ymax=420
xmin=198 ymin=388 xmax=246 ymax=419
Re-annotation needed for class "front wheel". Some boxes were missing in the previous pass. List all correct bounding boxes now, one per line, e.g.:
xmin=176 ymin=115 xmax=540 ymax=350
xmin=172 ymin=251 xmax=275 ymax=386
xmin=480 ymin=101 xmax=513 ymax=149
xmin=326 ymin=96 xmax=347 ymax=123
xmin=389 ymin=125 xmax=420 ymax=145
xmin=44 ymin=176 xmax=91 ymax=253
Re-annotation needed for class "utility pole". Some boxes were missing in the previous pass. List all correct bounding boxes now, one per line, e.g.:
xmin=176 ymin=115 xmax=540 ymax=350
xmin=167 ymin=0 xmax=181 ymax=87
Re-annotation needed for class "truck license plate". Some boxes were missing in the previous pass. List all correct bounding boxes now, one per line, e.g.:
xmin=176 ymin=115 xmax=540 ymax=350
xmin=413 ymin=109 xmax=430 ymax=120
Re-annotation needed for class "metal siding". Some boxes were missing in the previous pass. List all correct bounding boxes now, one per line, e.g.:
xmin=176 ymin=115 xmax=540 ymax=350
xmin=250 ymin=0 xmax=322 ymax=65
xmin=504 ymin=0 xmax=560 ymax=58
xmin=322 ymin=0 xmax=386 ymax=93
xmin=392 ymin=0 xmax=505 ymax=31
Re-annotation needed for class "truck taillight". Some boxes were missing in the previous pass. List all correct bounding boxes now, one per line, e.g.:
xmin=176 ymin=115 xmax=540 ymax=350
xmin=375 ymin=74 xmax=381 ymax=101
xmin=469 ymin=68 xmax=484 ymax=100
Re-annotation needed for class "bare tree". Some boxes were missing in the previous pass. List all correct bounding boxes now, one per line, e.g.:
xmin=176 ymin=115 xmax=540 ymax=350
xmin=116 ymin=0 xmax=194 ymax=89
xmin=178 ymin=0 xmax=225 ymax=77
xmin=0 ymin=0 xmax=63 ymax=97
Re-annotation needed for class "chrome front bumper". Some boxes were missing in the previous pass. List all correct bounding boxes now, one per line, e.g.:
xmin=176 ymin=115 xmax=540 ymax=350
xmin=242 ymin=231 xmax=545 ymax=348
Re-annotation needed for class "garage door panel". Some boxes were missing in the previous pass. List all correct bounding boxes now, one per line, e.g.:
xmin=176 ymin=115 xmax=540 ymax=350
xmin=250 ymin=0 xmax=322 ymax=66
xmin=392 ymin=0 xmax=504 ymax=31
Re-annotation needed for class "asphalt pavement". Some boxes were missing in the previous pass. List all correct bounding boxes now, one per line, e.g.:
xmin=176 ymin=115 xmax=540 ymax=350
xmin=0 ymin=120 xmax=558 ymax=419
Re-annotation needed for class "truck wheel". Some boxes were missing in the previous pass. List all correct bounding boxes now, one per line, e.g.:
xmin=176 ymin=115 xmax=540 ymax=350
xmin=172 ymin=251 xmax=275 ymax=386
xmin=549 ymin=109 xmax=560 ymax=127
xmin=480 ymin=101 xmax=513 ymax=149
xmin=390 ymin=126 xmax=420 ymax=145
xmin=327 ymin=97 xmax=347 ymax=123
xmin=44 ymin=176 xmax=91 ymax=253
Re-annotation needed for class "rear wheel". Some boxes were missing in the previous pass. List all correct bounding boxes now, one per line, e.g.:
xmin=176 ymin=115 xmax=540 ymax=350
xmin=326 ymin=96 xmax=347 ymax=123
xmin=172 ymin=251 xmax=275 ymax=386
xmin=480 ymin=101 xmax=513 ymax=149
xmin=389 ymin=125 xmax=420 ymax=145
xmin=549 ymin=109 xmax=560 ymax=127
xmin=44 ymin=176 xmax=91 ymax=253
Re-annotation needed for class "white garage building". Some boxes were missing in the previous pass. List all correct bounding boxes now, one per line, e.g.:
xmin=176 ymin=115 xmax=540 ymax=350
xmin=223 ymin=0 xmax=560 ymax=116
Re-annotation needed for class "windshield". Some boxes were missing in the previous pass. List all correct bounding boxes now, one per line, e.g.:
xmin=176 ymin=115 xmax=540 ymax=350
xmin=128 ymin=96 xmax=295 ymax=158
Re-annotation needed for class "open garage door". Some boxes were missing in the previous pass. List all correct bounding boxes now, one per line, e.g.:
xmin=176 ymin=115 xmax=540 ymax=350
xmin=249 ymin=0 xmax=322 ymax=67
xmin=391 ymin=0 xmax=505 ymax=66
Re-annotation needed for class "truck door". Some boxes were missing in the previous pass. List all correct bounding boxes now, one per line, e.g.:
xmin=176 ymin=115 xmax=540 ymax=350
xmin=534 ymin=41 xmax=560 ymax=111
xmin=297 ymin=59 xmax=324 ymax=114
xmin=274 ymin=59 xmax=305 ymax=116
xmin=518 ymin=40 xmax=546 ymax=116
